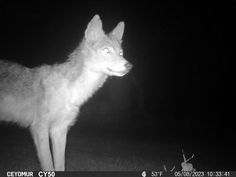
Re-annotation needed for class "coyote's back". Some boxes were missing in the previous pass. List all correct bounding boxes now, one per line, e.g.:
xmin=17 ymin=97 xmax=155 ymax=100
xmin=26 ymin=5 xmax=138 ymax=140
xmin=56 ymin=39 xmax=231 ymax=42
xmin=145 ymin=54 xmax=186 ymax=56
xmin=0 ymin=14 xmax=132 ymax=171
xmin=0 ymin=60 xmax=39 ymax=126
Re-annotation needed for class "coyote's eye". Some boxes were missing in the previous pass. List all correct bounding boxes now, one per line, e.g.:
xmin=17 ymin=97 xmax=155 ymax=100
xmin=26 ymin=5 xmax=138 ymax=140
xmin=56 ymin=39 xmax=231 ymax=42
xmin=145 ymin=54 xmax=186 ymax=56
xmin=103 ymin=48 xmax=111 ymax=54
xmin=119 ymin=49 xmax=123 ymax=56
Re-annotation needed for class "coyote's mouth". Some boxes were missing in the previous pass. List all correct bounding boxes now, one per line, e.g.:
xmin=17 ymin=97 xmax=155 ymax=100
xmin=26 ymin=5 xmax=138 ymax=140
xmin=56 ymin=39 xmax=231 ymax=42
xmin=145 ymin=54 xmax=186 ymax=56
xmin=107 ymin=68 xmax=127 ymax=76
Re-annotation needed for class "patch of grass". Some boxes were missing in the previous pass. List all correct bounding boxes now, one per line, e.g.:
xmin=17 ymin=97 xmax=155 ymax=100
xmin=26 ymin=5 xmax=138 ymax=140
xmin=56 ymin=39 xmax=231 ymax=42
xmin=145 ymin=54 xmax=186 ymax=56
xmin=65 ymin=129 xmax=173 ymax=171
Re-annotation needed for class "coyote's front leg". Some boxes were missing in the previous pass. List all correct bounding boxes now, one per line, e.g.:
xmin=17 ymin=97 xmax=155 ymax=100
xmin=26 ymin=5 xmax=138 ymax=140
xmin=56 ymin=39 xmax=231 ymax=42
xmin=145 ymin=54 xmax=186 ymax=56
xmin=30 ymin=124 xmax=54 ymax=171
xmin=50 ymin=122 xmax=69 ymax=171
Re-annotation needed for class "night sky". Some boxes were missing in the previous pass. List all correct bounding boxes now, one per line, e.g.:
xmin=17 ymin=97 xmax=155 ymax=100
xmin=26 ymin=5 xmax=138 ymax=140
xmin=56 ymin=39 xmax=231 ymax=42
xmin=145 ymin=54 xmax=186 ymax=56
xmin=0 ymin=0 xmax=235 ymax=171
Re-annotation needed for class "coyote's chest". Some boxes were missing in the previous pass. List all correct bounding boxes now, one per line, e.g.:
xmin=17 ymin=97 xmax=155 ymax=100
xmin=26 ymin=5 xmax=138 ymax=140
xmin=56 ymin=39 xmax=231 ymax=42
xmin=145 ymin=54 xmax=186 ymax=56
xmin=44 ymin=71 xmax=107 ymax=124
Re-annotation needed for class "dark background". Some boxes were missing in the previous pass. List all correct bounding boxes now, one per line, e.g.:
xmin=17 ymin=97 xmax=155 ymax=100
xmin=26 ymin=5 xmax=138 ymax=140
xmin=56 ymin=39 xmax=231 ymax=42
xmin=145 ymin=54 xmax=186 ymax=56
xmin=0 ymin=0 xmax=235 ymax=171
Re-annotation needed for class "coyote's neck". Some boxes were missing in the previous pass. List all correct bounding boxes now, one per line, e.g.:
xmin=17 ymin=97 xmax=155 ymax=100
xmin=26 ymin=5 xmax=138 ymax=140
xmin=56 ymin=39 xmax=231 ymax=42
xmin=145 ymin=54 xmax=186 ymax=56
xmin=72 ymin=68 xmax=108 ymax=106
xmin=64 ymin=46 xmax=108 ymax=108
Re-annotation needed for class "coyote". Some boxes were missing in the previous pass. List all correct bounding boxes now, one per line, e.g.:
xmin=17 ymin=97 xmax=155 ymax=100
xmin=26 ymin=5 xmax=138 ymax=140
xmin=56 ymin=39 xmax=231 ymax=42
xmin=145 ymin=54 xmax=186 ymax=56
xmin=0 ymin=14 xmax=132 ymax=171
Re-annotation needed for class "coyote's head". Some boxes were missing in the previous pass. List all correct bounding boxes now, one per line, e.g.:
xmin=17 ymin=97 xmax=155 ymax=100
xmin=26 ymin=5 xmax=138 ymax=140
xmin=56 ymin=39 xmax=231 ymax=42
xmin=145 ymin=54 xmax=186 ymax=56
xmin=83 ymin=15 xmax=132 ymax=77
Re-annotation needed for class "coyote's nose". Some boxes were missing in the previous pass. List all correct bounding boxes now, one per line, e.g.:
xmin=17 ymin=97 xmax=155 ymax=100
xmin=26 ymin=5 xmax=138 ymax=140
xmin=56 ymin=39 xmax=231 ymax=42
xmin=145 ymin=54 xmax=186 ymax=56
xmin=125 ymin=62 xmax=133 ymax=71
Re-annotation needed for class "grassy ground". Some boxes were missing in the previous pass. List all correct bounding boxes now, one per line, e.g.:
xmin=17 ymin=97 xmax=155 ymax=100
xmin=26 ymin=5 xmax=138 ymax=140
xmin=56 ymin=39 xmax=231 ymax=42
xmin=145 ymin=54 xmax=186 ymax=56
xmin=0 ymin=113 xmax=235 ymax=171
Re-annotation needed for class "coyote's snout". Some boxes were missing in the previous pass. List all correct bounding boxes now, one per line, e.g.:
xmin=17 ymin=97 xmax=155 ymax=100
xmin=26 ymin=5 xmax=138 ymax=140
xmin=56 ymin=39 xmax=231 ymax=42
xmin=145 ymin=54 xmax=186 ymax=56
xmin=0 ymin=14 xmax=132 ymax=171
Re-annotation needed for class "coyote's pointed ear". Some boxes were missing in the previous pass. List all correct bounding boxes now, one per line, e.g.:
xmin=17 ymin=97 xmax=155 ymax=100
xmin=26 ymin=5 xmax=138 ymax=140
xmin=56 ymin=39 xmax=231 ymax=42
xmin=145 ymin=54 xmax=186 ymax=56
xmin=111 ymin=21 xmax=125 ymax=41
xmin=85 ymin=14 xmax=104 ymax=42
